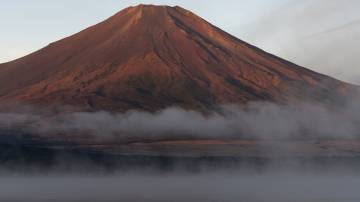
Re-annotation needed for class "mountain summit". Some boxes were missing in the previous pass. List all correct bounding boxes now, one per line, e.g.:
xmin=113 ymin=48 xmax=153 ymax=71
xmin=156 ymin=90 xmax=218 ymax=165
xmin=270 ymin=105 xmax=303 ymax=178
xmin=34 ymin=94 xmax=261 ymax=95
xmin=0 ymin=5 xmax=354 ymax=111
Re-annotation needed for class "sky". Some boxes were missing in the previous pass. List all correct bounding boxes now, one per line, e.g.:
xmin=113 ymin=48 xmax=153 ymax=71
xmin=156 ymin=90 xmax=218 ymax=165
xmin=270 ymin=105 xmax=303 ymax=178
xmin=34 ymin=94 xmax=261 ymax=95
xmin=1 ymin=0 xmax=359 ymax=84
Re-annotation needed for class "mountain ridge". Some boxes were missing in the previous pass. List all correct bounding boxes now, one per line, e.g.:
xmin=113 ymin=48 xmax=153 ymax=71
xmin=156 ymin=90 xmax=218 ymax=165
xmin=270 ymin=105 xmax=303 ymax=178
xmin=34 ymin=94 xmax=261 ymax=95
xmin=0 ymin=4 xmax=355 ymax=112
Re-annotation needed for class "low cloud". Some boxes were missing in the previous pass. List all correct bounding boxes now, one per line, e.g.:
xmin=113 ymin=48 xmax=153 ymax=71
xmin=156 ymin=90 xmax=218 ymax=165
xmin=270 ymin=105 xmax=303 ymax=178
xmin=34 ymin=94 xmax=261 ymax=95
xmin=1 ymin=98 xmax=360 ymax=141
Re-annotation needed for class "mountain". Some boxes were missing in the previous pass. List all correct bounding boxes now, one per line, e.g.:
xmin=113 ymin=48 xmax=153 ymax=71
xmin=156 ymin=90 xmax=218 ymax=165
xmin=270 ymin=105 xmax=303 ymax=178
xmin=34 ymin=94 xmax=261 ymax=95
xmin=0 ymin=5 xmax=355 ymax=112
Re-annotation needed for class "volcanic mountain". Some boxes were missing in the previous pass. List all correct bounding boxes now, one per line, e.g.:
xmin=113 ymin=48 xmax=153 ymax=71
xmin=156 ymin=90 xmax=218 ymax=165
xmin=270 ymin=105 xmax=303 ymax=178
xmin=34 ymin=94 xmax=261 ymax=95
xmin=0 ymin=5 xmax=355 ymax=112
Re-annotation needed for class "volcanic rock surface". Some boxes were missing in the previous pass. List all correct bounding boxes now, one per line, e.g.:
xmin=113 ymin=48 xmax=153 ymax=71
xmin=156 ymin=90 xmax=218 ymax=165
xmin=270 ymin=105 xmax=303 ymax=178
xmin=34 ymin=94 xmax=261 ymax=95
xmin=0 ymin=4 xmax=355 ymax=112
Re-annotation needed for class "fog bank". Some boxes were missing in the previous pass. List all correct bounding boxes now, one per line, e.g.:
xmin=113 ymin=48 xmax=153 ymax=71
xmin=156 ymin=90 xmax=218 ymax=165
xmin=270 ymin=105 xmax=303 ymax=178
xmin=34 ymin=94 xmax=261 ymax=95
xmin=1 ymin=100 xmax=360 ymax=140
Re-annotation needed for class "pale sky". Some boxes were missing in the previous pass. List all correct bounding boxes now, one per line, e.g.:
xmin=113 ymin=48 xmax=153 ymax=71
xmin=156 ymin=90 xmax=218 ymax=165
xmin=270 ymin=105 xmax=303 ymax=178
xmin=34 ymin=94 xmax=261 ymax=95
xmin=1 ymin=0 xmax=360 ymax=84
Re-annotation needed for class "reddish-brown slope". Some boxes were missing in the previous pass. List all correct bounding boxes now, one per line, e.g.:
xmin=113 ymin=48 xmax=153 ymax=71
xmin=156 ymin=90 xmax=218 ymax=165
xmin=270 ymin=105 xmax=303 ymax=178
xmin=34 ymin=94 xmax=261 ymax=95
xmin=0 ymin=5 xmax=354 ymax=111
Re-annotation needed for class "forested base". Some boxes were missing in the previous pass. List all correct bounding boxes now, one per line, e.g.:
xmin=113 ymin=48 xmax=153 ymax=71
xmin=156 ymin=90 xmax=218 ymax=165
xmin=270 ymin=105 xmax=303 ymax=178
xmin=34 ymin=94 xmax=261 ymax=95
xmin=1 ymin=143 xmax=360 ymax=174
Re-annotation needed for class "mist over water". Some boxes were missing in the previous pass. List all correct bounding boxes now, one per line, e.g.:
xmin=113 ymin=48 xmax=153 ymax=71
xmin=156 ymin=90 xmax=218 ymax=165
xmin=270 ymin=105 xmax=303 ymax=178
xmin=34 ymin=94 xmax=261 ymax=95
xmin=0 ymin=98 xmax=360 ymax=201
xmin=1 ymin=98 xmax=360 ymax=140
xmin=0 ymin=171 xmax=360 ymax=202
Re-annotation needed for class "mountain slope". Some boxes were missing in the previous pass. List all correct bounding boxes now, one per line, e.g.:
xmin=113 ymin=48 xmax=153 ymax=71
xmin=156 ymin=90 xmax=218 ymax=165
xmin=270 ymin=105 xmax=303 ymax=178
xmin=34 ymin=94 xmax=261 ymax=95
xmin=0 ymin=5 xmax=354 ymax=112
